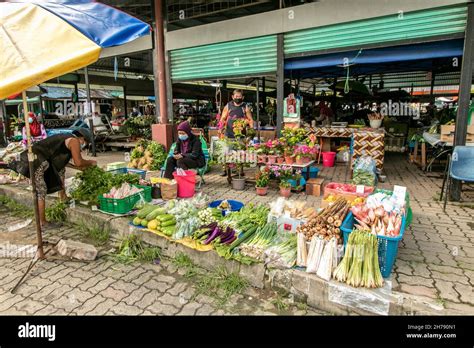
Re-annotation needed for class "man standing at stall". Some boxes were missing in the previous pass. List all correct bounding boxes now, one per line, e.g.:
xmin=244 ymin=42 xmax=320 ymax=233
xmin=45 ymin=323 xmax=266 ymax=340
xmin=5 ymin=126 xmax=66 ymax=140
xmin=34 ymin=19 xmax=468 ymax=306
xmin=218 ymin=89 xmax=254 ymax=177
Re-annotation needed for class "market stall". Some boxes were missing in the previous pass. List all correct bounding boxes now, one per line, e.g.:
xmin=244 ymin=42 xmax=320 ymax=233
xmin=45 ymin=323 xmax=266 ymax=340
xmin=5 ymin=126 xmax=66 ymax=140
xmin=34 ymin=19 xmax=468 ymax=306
xmin=65 ymin=161 xmax=410 ymax=289
xmin=312 ymin=127 xmax=385 ymax=172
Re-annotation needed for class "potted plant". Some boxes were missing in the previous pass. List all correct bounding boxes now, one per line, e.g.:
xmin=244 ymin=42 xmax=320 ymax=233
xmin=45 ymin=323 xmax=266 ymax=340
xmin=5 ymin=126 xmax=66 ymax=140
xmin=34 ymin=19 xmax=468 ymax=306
xmin=231 ymin=163 xmax=246 ymax=190
xmin=368 ymin=112 xmax=384 ymax=128
xmin=306 ymin=133 xmax=320 ymax=160
xmin=266 ymin=140 xmax=277 ymax=165
xmin=295 ymin=145 xmax=313 ymax=164
xmin=279 ymin=180 xmax=292 ymax=198
xmin=284 ymin=146 xmax=295 ymax=164
xmin=255 ymin=168 xmax=270 ymax=196
xmin=255 ymin=144 xmax=267 ymax=164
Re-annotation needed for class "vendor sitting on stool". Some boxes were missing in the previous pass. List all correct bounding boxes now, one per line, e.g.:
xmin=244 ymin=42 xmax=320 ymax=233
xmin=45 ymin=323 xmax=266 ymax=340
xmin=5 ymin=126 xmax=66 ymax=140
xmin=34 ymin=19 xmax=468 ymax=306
xmin=163 ymin=121 xmax=205 ymax=179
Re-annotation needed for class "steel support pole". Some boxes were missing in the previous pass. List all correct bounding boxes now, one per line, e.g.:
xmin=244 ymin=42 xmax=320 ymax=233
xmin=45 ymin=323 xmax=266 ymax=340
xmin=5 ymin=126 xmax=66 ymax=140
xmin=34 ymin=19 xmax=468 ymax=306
xmin=451 ymin=3 xmax=474 ymax=201
xmin=0 ymin=100 xmax=7 ymax=145
xmin=256 ymin=78 xmax=260 ymax=141
xmin=123 ymin=86 xmax=128 ymax=117
xmin=276 ymin=34 xmax=284 ymax=135
xmin=21 ymin=91 xmax=44 ymax=260
xmin=84 ymin=67 xmax=96 ymax=156
xmin=154 ymin=0 xmax=168 ymax=124
xmin=429 ymin=71 xmax=436 ymax=102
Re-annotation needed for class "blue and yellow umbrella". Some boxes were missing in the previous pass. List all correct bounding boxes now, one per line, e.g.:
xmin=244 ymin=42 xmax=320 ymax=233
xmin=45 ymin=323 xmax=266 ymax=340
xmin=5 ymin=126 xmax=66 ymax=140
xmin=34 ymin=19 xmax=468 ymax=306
xmin=0 ymin=0 xmax=151 ymax=262
xmin=0 ymin=0 xmax=151 ymax=99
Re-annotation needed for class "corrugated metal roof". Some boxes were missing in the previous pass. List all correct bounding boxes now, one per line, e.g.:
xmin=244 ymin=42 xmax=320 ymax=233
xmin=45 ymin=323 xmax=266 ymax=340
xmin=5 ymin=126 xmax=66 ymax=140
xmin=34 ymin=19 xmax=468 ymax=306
xmin=284 ymin=5 xmax=468 ymax=55
xmin=170 ymin=35 xmax=277 ymax=81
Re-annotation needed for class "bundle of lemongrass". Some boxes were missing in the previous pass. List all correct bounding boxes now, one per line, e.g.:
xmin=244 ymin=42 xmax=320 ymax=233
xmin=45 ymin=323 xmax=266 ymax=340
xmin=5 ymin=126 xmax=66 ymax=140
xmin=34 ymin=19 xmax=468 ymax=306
xmin=332 ymin=230 xmax=383 ymax=288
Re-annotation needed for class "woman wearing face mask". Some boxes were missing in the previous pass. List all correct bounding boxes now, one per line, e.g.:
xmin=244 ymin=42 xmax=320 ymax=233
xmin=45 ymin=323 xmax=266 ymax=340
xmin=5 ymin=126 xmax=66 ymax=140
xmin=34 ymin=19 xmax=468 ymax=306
xmin=21 ymin=112 xmax=47 ymax=149
xmin=163 ymin=121 xmax=205 ymax=179
xmin=9 ymin=127 xmax=97 ymax=230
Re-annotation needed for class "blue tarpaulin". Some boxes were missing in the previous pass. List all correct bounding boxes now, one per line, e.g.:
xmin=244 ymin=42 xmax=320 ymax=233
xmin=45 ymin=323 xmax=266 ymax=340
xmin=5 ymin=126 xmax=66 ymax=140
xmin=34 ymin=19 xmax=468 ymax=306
xmin=285 ymin=39 xmax=464 ymax=77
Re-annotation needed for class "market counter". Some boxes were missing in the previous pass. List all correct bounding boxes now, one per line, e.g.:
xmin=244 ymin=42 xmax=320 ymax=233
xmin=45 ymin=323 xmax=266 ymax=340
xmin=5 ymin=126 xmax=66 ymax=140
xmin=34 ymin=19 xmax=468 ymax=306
xmin=312 ymin=127 xmax=385 ymax=171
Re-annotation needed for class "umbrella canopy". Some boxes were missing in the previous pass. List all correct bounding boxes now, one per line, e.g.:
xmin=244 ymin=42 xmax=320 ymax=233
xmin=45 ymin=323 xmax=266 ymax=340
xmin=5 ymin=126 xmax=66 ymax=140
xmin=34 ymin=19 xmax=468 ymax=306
xmin=0 ymin=0 xmax=151 ymax=99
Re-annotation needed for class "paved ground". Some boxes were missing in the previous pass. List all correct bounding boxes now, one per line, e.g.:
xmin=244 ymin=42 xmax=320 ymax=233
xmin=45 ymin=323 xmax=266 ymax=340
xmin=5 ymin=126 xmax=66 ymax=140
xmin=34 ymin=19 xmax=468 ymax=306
xmin=1 ymin=151 xmax=473 ymax=315
xmin=0 ymin=212 xmax=323 ymax=316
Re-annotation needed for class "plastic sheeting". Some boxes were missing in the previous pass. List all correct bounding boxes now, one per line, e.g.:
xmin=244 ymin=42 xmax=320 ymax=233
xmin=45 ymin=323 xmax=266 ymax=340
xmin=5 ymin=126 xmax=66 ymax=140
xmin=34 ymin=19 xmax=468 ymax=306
xmin=328 ymin=280 xmax=393 ymax=316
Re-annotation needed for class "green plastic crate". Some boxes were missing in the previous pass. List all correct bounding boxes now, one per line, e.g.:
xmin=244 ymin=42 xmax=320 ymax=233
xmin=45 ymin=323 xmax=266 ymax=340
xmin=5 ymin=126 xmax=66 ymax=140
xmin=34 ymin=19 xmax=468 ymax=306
xmin=98 ymin=185 xmax=152 ymax=214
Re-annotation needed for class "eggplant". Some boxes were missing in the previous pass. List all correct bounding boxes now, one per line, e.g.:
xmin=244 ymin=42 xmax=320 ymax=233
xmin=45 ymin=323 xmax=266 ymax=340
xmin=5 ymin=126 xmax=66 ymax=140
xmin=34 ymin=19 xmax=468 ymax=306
xmin=220 ymin=233 xmax=236 ymax=245
xmin=203 ymin=226 xmax=222 ymax=245
xmin=223 ymin=235 xmax=237 ymax=245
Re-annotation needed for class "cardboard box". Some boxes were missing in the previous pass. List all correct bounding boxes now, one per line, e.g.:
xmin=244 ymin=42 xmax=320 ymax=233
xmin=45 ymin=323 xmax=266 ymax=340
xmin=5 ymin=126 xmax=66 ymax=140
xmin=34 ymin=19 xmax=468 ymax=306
xmin=306 ymin=178 xmax=324 ymax=196
xmin=440 ymin=125 xmax=474 ymax=143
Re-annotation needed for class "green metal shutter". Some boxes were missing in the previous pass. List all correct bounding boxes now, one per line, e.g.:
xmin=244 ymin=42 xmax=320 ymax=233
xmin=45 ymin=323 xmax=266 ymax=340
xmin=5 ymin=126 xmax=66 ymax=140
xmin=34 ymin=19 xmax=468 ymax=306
xmin=171 ymin=36 xmax=277 ymax=81
xmin=284 ymin=5 xmax=468 ymax=55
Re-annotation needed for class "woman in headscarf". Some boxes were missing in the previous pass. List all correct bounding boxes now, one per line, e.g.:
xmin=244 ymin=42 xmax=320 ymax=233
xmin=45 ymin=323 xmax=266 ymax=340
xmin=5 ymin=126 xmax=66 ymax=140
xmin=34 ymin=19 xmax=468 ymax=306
xmin=163 ymin=121 xmax=205 ymax=179
xmin=21 ymin=112 xmax=47 ymax=148
xmin=9 ymin=127 xmax=97 ymax=230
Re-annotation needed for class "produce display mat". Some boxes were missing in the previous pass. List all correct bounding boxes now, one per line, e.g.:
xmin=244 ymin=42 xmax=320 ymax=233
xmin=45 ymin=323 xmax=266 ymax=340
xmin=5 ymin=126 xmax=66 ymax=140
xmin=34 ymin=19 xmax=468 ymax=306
xmin=99 ymin=209 xmax=136 ymax=217
xmin=144 ymin=229 xmax=214 ymax=252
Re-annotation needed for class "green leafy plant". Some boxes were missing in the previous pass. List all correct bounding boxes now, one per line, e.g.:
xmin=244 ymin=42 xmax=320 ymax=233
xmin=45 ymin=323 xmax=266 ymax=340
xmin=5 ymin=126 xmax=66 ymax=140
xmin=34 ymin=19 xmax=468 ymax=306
xmin=255 ymin=168 xmax=270 ymax=188
xmin=46 ymin=201 xmax=67 ymax=222
xmin=0 ymin=195 xmax=34 ymax=218
xmin=76 ymin=220 xmax=111 ymax=245
xmin=71 ymin=166 xmax=140 ymax=205
xmin=271 ymin=292 xmax=290 ymax=312
xmin=115 ymin=234 xmax=161 ymax=264
xmin=172 ymin=252 xmax=198 ymax=278
xmin=192 ymin=266 xmax=248 ymax=308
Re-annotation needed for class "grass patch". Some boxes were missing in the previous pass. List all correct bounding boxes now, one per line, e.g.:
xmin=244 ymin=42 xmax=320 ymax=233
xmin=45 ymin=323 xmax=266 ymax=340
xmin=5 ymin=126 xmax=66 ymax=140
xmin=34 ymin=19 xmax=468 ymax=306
xmin=295 ymin=302 xmax=308 ymax=312
xmin=271 ymin=291 xmax=290 ymax=312
xmin=46 ymin=201 xmax=67 ymax=222
xmin=432 ymin=192 xmax=441 ymax=201
xmin=435 ymin=294 xmax=446 ymax=307
xmin=172 ymin=252 xmax=198 ymax=278
xmin=76 ymin=220 xmax=111 ymax=246
xmin=114 ymin=234 xmax=161 ymax=264
xmin=0 ymin=195 xmax=34 ymax=218
xmin=192 ymin=266 xmax=248 ymax=308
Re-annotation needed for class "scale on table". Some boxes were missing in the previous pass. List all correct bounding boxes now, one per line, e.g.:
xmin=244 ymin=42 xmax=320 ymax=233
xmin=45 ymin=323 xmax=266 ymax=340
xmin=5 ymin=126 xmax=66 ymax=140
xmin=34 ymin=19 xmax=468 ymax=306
xmin=331 ymin=122 xmax=348 ymax=128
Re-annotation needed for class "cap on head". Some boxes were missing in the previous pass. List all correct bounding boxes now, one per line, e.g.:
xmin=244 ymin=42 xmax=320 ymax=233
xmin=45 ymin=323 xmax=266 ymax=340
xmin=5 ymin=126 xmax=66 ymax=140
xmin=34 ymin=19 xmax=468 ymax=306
xmin=72 ymin=127 xmax=93 ymax=144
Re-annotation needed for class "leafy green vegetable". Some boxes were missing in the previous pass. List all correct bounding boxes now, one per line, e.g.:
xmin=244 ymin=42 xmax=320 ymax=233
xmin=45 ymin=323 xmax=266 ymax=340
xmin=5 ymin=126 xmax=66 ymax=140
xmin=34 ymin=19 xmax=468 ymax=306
xmin=71 ymin=166 xmax=140 ymax=205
